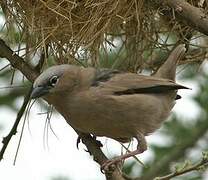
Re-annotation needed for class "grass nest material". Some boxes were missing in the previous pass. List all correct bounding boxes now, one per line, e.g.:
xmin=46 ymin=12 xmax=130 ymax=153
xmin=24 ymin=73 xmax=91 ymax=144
xmin=1 ymin=0 xmax=207 ymax=71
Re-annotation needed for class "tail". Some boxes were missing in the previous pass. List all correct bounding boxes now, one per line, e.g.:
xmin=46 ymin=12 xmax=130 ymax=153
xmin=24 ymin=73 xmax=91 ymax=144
xmin=154 ymin=44 xmax=186 ymax=80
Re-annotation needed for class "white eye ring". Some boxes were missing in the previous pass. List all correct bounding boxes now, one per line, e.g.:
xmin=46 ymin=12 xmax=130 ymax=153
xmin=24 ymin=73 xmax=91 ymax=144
xmin=49 ymin=76 xmax=59 ymax=87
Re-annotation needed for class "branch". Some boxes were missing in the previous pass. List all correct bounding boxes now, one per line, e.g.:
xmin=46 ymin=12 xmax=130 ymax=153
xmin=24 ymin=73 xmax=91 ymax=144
xmin=0 ymin=86 xmax=32 ymax=161
xmin=78 ymin=133 xmax=125 ymax=180
xmin=155 ymin=152 xmax=208 ymax=180
xmin=150 ymin=0 xmax=208 ymax=36
xmin=0 ymin=38 xmax=38 ymax=82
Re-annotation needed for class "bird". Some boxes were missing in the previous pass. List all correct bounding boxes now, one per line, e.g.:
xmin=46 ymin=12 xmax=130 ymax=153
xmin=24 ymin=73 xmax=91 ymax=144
xmin=31 ymin=44 xmax=189 ymax=171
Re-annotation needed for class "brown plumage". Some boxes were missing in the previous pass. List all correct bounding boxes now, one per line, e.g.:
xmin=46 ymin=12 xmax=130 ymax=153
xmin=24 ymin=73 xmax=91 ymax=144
xmin=31 ymin=44 xmax=189 ymax=170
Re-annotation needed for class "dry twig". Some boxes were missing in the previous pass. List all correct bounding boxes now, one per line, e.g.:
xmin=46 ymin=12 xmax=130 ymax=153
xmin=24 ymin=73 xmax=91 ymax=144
xmin=0 ymin=86 xmax=32 ymax=161
xmin=155 ymin=152 xmax=208 ymax=180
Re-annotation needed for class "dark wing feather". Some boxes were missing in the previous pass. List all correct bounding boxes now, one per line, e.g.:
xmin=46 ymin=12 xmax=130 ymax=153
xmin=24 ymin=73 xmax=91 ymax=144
xmin=96 ymin=73 xmax=189 ymax=95
xmin=91 ymin=69 xmax=121 ymax=86
xmin=114 ymin=84 xmax=188 ymax=95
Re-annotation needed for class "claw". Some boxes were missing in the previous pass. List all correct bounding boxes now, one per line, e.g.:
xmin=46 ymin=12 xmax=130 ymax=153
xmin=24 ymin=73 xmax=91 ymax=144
xmin=101 ymin=158 xmax=121 ymax=173
xmin=92 ymin=135 xmax=103 ymax=147
xmin=100 ymin=166 xmax=105 ymax=174
xmin=84 ymin=148 xmax=91 ymax=155
xmin=94 ymin=139 xmax=103 ymax=148
xmin=76 ymin=136 xmax=81 ymax=149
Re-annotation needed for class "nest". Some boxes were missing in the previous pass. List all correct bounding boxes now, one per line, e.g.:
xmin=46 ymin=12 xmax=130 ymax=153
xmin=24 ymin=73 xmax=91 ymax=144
xmin=1 ymin=0 xmax=207 ymax=71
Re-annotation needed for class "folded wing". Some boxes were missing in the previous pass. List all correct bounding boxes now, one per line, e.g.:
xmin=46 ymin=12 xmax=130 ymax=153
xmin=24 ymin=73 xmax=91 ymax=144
xmin=92 ymin=71 xmax=189 ymax=96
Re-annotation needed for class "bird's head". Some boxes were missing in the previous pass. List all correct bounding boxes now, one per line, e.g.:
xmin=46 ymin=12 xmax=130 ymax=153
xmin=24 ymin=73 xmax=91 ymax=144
xmin=31 ymin=64 xmax=78 ymax=99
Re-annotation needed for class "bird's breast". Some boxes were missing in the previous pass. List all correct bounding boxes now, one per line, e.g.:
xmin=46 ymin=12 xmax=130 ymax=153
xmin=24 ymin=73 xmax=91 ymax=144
xmin=53 ymin=91 xmax=175 ymax=140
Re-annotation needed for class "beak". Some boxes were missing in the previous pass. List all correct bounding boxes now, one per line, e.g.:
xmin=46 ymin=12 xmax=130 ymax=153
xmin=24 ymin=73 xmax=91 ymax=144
xmin=31 ymin=86 xmax=51 ymax=99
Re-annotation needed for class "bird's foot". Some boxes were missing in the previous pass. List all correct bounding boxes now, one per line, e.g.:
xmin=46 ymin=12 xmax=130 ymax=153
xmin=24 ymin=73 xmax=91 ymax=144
xmin=101 ymin=157 xmax=123 ymax=173
xmin=101 ymin=145 xmax=146 ymax=173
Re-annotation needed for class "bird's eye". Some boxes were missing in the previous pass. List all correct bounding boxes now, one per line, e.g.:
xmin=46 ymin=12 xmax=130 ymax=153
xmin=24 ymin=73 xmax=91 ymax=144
xmin=49 ymin=76 xmax=59 ymax=87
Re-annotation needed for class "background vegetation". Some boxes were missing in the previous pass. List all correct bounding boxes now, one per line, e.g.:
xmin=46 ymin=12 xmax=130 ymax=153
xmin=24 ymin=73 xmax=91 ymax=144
xmin=1 ymin=0 xmax=208 ymax=179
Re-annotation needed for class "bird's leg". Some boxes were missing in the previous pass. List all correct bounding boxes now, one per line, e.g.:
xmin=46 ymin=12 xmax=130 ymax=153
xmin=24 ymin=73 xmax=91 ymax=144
xmin=101 ymin=132 xmax=147 ymax=173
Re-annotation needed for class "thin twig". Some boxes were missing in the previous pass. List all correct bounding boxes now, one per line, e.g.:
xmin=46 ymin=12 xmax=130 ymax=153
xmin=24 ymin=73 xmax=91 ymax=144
xmin=155 ymin=154 xmax=208 ymax=180
xmin=0 ymin=86 xmax=32 ymax=161
xmin=13 ymin=101 xmax=29 ymax=165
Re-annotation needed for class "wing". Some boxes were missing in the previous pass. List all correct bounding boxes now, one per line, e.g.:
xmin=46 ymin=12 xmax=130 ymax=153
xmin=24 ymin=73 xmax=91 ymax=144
xmin=92 ymin=72 xmax=189 ymax=96
xmin=91 ymin=68 xmax=121 ymax=86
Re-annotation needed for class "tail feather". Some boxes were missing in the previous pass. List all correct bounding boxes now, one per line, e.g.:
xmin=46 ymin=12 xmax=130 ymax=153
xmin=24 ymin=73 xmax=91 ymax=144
xmin=154 ymin=44 xmax=186 ymax=80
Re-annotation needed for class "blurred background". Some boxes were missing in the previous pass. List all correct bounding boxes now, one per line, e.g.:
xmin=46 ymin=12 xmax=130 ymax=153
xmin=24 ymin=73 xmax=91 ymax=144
xmin=0 ymin=1 xmax=208 ymax=180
